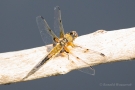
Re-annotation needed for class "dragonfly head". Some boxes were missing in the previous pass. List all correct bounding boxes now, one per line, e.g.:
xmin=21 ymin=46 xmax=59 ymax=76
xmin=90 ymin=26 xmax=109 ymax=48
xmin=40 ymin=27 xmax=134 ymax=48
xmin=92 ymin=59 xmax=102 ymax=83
xmin=68 ymin=31 xmax=78 ymax=40
xmin=64 ymin=31 xmax=78 ymax=43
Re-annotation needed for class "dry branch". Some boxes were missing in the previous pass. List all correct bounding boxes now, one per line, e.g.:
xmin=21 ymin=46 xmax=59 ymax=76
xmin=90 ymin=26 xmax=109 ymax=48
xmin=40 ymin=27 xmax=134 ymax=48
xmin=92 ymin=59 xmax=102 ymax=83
xmin=0 ymin=27 xmax=135 ymax=85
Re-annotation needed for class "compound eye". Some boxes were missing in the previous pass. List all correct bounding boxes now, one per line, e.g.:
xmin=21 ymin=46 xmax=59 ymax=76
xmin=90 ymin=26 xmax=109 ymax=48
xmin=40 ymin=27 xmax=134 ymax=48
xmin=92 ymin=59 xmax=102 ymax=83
xmin=69 ymin=31 xmax=78 ymax=38
xmin=69 ymin=32 xmax=73 ymax=35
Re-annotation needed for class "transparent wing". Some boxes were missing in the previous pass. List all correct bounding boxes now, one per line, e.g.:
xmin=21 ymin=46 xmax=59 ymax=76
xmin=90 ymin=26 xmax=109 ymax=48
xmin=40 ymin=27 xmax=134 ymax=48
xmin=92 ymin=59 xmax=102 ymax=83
xmin=36 ymin=16 xmax=59 ymax=44
xmin=68 ymin=46 xmax=105 ymax=75
xmin=54 ymin=6 xmax=65 ymax=38
xmin=78 ymin=67 xmax=95 ymax=75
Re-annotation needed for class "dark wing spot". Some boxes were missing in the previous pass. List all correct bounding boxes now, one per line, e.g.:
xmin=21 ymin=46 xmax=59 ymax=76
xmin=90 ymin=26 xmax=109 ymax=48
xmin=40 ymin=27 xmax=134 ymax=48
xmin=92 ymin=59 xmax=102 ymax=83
xmin=53 ymin=38 xmax=59 ymax=43
xmin=84 ymin=49 xmax=89 ymax=53
xmin=100 ymin=53 xmax=105 ymax=57
xmin=40 ymin=16 xmax=44 ymax=19
xmin=48 ymin=28 xmax=51 ymax=31
xmin=76 ymin=57 xmax=80 ymax=60
xmin=58 ymin=6 xmax=60 ymax=10
xmin=60 ymin=20 xmax=62 ymax=23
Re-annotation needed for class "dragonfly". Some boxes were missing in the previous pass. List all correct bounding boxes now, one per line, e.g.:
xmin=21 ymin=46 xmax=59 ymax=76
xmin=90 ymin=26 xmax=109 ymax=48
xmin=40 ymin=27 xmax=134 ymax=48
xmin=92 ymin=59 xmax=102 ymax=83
xmin=23 ymin=6 xmax=105 ymax=80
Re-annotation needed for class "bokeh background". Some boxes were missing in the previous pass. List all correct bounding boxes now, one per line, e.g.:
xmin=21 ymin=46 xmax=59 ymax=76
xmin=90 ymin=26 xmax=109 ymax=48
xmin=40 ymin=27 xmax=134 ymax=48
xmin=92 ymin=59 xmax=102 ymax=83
xmin=0 ymin=0 xmax=135 ymax=90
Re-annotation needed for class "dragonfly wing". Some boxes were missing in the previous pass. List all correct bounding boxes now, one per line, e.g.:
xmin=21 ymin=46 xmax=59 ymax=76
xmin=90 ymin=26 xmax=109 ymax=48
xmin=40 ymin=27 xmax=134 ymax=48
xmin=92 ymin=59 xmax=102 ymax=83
xmin=36 ymin=16 xmax=59 ymax=44
xmin=78 ymin=67 xmax=95 ymax=75
xmin=54 ymin=6 xmax=65 ymax=38
xmin=68 ymin=46 xmax=105 ymax=75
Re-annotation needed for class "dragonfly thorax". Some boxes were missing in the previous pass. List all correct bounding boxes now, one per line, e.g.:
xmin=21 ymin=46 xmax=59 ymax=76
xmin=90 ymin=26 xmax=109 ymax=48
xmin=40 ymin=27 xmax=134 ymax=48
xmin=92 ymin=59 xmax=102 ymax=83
xmin=59 ymin=38 xmax=68 ymax=46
